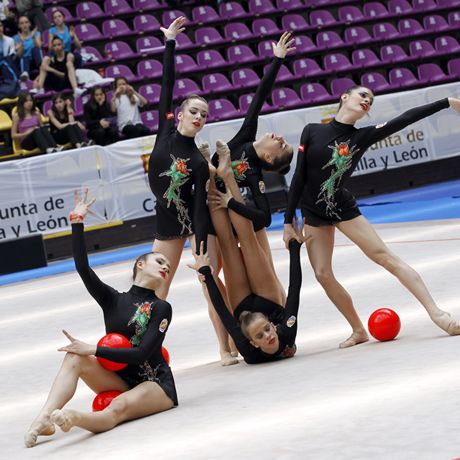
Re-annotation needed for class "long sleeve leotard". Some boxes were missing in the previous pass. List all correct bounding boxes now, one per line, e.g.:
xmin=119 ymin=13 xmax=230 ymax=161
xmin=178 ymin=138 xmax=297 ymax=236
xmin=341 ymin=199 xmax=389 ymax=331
xmin=148 ymin=39 xmax=210 ymax=250
xmin=284 ymin=98 xmax=450 ymax=226
xmin=72 ymin=223 xmax=178 ymax=405
xmin=211 ymin=57 xmax=285 ymax=231
xmin=199 ymin=240 xmax=302 ymax=364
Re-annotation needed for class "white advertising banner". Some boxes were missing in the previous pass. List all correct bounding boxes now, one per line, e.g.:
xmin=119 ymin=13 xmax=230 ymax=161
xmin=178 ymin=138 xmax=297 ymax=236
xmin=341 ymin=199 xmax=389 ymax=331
xmin=1 ymin=82 xmax=460 ymax=240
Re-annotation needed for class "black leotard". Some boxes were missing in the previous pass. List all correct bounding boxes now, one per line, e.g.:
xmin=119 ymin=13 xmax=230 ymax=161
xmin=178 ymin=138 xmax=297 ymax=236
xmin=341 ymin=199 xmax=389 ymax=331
xmin=148 ymin=39 xmax=210 ymax=250
xmin=285 ymin=98 xmax=450 ymax=226
xmin=199 ymin=240 xmax=302 ymax=364
xmin=211 ymin=57 xmax=285 ymax=232
xmin=72 ymin=223 xmax=178 ymax=405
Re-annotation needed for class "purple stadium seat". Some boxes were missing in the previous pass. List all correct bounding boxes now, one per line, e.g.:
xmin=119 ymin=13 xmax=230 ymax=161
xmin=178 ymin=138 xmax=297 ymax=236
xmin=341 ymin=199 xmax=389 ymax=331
xmin=42 ymin=99 xmax=53 ymax=116
xmin=74 ymin=95 xmax=90 ymax=118
xmin=363 ymin=2 xmax=390 ymax=19
xmin=281 ymin=14 xmax=309 ymax=31
xmin=219 ymin=2 xmax=248 ymax=20
xmin=447 ymin=58 xmax=460 ymax=77
xmin=258 ymin=40 xmax=275 ymax=58
xmin=105 ymin=64 xmax=138 ymax=82
xmin=231 ymin=68 xmax=261 ymax=89
xmin=293 ymin=35 xmax=317 ymax=54
xmin=380 ymin=44 xmax=409 ymax=63
xmin=412 ymin=0 xmax=437 ymax=11
xmin=197 ymin=50 xmax=227 ymax=69
xmin=175 ymin=34 xmax=194 ymax=50
xmin=293 ymin=58 xmax=323 ymax=77
xmin=192 ymin=5 xmax=219 ymax=25
xmin=252 ymin=18 xmax=280 ymax=36
xmin=195 ymin=27 xmax=226 ymax=47
xmin=174 ymin=79 xmax=202 ymax=100
xmin=300 ymin=83 xmax=331 ymax=104
xmin=398 ymin=19 xmax=424 ymax=37
xmin=324 ymin=53 xmax=353 ymax=72
xmin=162 ymin=10 xmax=189 ymax=27
xmin=224 ymin=22 xmax=254 ymax=42
xmin=136 ymin=36 xmax=162 ymax=54
xmin=227 ymin=45 xmax=258 ymax=64
xmin=316 ymin=31 xmax=344 ymax=49
xmin=138 ymin=83 xmax=161 ymax=104
xmin=202 ymin=73 xmax=233 ymax=93
xmin=409 ymin=39 xmax=437 ymax=58
xmin=373 ymin=23 xmax=399 ymax=41
xmin=239 ymin=93 xmax=272 ymax=113
xmin=418 ymin=63 xmax=448 ymax=83
xmin=105 ymin=41 xmax=134 ymax=60
xmin=276 ymin=0 xmax=303 ymax=11
xmin=310 ymin=10 xmax=337 ymax=28
xmin=330 ymin=77 xmax=356 ymax=96
xmin=104 ymin=0 xmax=133 ymax=16
xmin=175 ymin=55 xmax=197 ymax=73
xmin=424 ymin=15 xmax=450 ymax=32
xmin=133 ymin=14 xmax=161 ymax=34
xmin=132 ymin=0 xmax=161 ymax=11
xmin=141 ymin=111 xmax=159 ymax=132
xmin=352 ymin=49 xmax=381 ymax=68
xmin=448 ymin=11 xmax=460 ymax=28
xmin=338 ymin=6 xmax=364 ymax=23
xmin=435 ymin=36 xmax=460 ymax=54
xmin=249 ymin=0 xmax=276 ymax=15
xmin=388 ymin=0 xmax=412 ymax=14
xmin=344 ymin=26 xmax=372 ymax=45
xmin=264 ymin=63 xmax=294 ymax=82
xmin=361 ymin=72 xmax=391 ymax=92
xmin=271 ymin=88 xmax=302 ymax=109
xmin=438 ymin=0 xmax=460 ymax=6
xmin=80 ymin=46 xmax=104 ymax=64
xmin=388 ymin=68 xmax=419 ymax=88
xmin=46 ymin=6 xmax=72 ymax=23
xmin=102 ymin=19 xmax=132 ymax=39
xmin=76 ymin=2 xmax=105 ymax=20
xmin=75 ymin=24 xmax=103 ymax=42
xmin=137 ymin=59 xmax=163 ymax=79
xmin=207 ymin=99 xmax=239 ymax=122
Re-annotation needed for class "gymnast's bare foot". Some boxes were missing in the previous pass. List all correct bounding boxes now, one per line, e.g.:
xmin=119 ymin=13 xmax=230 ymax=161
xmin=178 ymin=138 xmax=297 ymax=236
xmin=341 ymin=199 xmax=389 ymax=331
xmin=431 ymin=311 xmax=460 ymax=335
xmin=24 ymin=415 xmax=56 ymax=447
xmin=220 ymin=351 xmax=239 ymax=366
xmin=229 ymin=337 xmax=239 ymax=357
xmin=339 ymin=330 xmax=369 ymax=348
xmin=199 ymin=142 xmax=212 ymax=163
xmin=216 ymin=139 xmax=232 ymax=179
xmin=51 ymin=409 xmax=75 ymax=432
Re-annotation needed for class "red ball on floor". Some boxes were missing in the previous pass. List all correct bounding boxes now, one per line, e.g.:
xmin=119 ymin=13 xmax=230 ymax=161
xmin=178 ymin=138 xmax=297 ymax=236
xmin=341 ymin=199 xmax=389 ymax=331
xmin=97 ymin=333 xmax=132 ymax=371
xmin=92 ymin=390 xmax=123 ymax=412
xmin=368 ymin=308 xmax=401 ymax=341
xmin=162 ymin=346 xmax=170 ymax=365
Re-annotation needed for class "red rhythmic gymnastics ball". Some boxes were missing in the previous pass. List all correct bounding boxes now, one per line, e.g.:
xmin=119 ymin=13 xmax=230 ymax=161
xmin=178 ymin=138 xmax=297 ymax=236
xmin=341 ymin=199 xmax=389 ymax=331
xmin=162 ymin=346 xmax=170 ymax=365
xmin=97 ymin=333 xmax=132 ymax=371
xmin=92 ymin=390 xmax=123 ymax=412
xmin=368 ymin=308 xmax=401 ymax=341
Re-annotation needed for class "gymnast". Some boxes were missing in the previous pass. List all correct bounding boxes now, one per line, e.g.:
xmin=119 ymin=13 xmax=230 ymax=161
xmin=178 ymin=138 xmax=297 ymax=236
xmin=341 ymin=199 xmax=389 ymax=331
xmin=283 ymin=85 xmax=460 ymax=347
xmin=24 ymin=191 xmax=177 ymax=447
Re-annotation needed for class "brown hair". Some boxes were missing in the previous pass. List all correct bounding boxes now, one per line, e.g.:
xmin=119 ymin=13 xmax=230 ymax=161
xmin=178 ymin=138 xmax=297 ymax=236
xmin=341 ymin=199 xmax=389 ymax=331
xmin=240 ymin=311 xmax=269 ymax=340
xmin=259 ymin=147 xmax=294 ymax=174
xmin=132 ymin=252 xmax=156 ymax=281
xmin=180 ymin=94 xmax=208 ymax=111
xmin=114 ymin=77 xmax=136 ymax=104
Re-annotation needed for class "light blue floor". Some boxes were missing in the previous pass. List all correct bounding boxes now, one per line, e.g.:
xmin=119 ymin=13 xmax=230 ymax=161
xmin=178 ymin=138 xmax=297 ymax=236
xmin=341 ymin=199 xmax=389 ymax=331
xmin=1 ymin=179 xmax=459 ymax=286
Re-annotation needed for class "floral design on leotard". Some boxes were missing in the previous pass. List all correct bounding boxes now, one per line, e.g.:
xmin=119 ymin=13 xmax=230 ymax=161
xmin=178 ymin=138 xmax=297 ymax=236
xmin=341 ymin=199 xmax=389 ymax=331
xmin=316 ymin=140 xmax=359 ymax=219
xmin=281 ymin=344 xmax=297 ymax=358
xmin=128 ymin=301 xmax=152 ymax=346
xmin=216 ymin=152 xmax=250 ymax=183
xmin=138 ymin=362 xmax=161 ymax=384
xmin=159 ymin=154 xmax=193 ymax=233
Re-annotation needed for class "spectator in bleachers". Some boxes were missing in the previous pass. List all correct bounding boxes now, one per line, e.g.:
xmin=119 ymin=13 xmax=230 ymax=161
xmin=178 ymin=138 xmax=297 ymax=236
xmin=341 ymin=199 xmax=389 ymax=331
xmin=0 ymin=22 xmax=18 ymax=80
xmin=84 ymin=85 xmax=119 ymax=146
xmin=11 ymin=91 xmax=61 ymax=153
xmin=14 ymin=15 xmax=42 ymax=81
xmin=0 ymin=1 xmax=17 ymax=35
xmin=48 ymin=9 xmax=82 ymax=69
xmin=14 ymin=0 xmax=49 ymax=32
xmin=111 ymin=76 xmax=150 ymax=139
xmin=48 ymin=93 xmax=88 ymax=149
xmin=33 ymin=36 xmax=85 ymax=98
